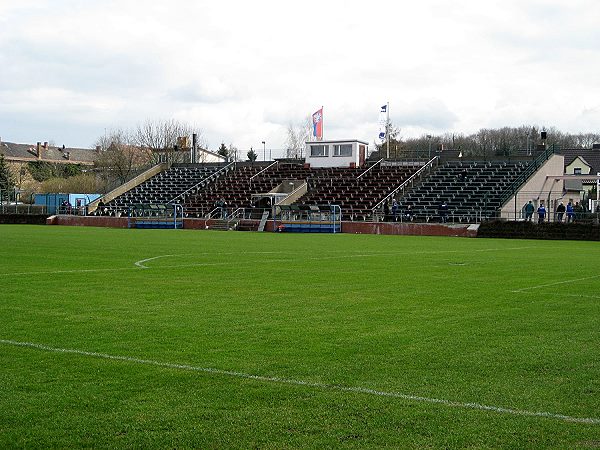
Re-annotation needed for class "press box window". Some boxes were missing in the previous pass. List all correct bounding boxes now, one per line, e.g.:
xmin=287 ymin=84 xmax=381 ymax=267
xmin=310 ymin=145 xmax=329 ymax=157
xmin=333 ymin=144 xmax=352 ymax=157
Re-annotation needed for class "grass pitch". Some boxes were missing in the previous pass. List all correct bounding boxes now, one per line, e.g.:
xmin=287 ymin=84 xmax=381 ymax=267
xmin=1 ymin=224 xmax=599 ymax=448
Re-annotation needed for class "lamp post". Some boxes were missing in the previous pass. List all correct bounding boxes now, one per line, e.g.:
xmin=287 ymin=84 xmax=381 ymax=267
xmin=262 ymin=141 xmax=266 ymax=161
xmin=427 ymin=135 xmax=432 ymax=160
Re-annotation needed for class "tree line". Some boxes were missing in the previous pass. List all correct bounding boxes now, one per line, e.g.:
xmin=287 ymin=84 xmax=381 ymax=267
xmin=377 ymin=125 xmax=600 ymax=158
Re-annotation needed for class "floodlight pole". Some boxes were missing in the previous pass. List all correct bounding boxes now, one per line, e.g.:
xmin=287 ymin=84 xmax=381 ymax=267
xmin=386 ymin=102 xmax=390 ymax=159
xmin=262 ymin=141 xmax=266 ymax=161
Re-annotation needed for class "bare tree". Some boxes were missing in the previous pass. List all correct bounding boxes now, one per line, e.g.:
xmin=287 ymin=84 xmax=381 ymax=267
xmin=228 ymin=144 xmax=240 ymax=162
xmin=134 ymin=119 xmax=205 ymax=164
xmin=574 ymin=133 xmax=600 ymax=148
xmin=285 ymin=116 xmax=312 ymax=158
xmin=94 ymin=128 xmax=147 ymax=187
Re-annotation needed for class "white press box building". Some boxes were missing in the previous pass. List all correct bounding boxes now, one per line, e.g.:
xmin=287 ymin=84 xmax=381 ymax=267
xmin=304 ymin=140 xmax=369 ymax=168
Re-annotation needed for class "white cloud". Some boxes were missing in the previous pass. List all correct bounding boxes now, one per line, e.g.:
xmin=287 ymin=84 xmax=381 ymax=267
xmin=1 ymin=0 xmax=599 ymax=149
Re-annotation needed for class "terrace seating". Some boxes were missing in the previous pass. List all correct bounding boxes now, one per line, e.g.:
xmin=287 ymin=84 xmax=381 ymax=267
xmin=183 ymin=163 xmax=270 ymax=217
xmin=181 ymin=161 xmax=423 ymax=222
xmin=398 ymin=161 xmax=530 ymax=222
xmin=106 ymin=164 xmax=223 ymax=213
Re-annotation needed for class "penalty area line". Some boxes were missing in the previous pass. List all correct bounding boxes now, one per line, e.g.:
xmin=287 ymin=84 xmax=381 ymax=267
xmin=1 ymin=339 xmax=598 ymax=425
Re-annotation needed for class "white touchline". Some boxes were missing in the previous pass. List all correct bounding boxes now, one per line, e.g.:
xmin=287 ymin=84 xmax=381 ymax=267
xmin=512 ymin=291 xmax=600 ymax=300
xmin=1 ymin=339 xmax=598 ymax=425
xmin=0 ymin=266 xmax=142 ymax=277
xmin=511 ymin=274 xmax=600 ymax=293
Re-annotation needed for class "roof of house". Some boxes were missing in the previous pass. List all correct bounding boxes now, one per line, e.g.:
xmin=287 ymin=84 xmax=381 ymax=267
xmin=560 ymin=148 xmax=600 ymax=174
xmin=0 ymin=141 xmax=98 ymax=165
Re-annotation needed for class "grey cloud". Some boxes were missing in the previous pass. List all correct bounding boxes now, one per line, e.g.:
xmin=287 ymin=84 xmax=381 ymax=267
xmin=394 ymin=100 xmax=459 ymax=130
xmin=0 ymin=38 xmax=161 ymax=95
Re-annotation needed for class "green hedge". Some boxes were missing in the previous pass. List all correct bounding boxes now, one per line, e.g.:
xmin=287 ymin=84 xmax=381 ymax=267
xmin=0 ymin=214 xmax=48 ymax=225
xmin=477 ymin=220 xmax=600 ymax=241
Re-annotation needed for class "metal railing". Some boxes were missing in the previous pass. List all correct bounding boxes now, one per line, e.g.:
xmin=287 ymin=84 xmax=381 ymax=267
xmin=250 ymin=161 xmax=278 ymax=182
xmin=375 ymin=206 xmax=498 ymax=224
xmin=168 ymin=161 xmax=235 ymax=204
xmin=356 ymin=158 xmax=384 ymax=180
xmin=371 ymin=156 xmax=439 ymax=218
xmin=0 ymin=203 xmax=48 ymax=215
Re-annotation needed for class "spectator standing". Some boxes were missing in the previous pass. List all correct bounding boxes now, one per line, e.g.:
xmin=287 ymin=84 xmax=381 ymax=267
xmin=405 ymin=204 xmax=413 ymax=221
xmin=566 ymin=201 xmax=574 ymax=223
xmin=574 ymin=202 xmax=584 ymax=222
xmin=524 ymin=201 xmax=534 ymax=221
xmin=439 ymin=201 xmax=449 ymax=223
xmin=392 ymin=199 xmax=399 ymax=222
xmin=537 ymin=203 xmax=546 ymax=224
xmin=556 ymin=202 xmax=565 ymax=222
xmin=221 ymin=198 xmax=228 ymax=219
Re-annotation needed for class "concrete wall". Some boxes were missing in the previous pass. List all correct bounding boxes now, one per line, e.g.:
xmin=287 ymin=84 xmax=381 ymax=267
xmin=46 ymin=215 xmax=478 ymax=237
xmin=500 ymin=154 xmax=565 ymax=221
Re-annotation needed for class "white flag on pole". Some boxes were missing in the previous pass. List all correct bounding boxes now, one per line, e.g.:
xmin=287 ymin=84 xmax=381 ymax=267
xmin=378 ymin=104 xmax=387 ymax=141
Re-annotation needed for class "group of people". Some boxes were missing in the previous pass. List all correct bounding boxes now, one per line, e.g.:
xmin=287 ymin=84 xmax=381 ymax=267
xmin=383 ymin=199 xmax=413 ymax=222
xmin=524 ymin=200 xmax=582 ymax=223
xmin=59 ymin=200 xmax=72 ymax=214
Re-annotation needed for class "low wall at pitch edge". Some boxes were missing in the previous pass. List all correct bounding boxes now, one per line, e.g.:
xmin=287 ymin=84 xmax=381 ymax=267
xmin=46 ymin=215 xmax=479 ymax=237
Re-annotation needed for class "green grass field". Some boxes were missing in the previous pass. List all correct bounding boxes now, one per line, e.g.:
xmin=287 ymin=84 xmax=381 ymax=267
xmin=1 ymin=225 xmax=600 ymax=448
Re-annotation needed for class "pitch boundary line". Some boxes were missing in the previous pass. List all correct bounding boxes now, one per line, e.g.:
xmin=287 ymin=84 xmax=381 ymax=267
xmin=512 ymin=291 xmax=600 ymax=300
xmin=511 ymin=274 xmax=600 ymax=293
xmin=1 ymin=338 xmax=598 ymax=425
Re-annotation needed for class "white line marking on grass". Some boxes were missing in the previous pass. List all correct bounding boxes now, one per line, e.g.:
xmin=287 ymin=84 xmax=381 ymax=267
xmin=134 ymin=254 xmax=176 ymax=269
xmin=511 ymin=274 xmax=600 ymax=293
xmin=0 ymin=267 xmax=142 ymax=277
xmin=1 ymin=338 xmax=598 ymax=425
xmin=0 ymin=246 xmax=536 ymax=277
xmin=512 ymin=291 xmax=600 ymax=300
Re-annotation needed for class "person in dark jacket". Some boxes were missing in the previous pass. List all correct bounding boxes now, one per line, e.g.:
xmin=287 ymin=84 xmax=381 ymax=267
xmin=556 ymin=202 xmax=565 ymax=222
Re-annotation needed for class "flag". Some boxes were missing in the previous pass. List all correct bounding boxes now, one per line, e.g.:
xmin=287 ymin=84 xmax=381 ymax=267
xmin=378 ymin=104 xmax=388 ymax=141
xmin=312 ymin=107 xmax=323 ymax=141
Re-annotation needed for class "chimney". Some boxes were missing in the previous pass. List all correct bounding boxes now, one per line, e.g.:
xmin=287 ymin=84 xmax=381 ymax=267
xmin=37 ymin=142 xmax=42 ymax=159
xmin=96 ymin=145 xmax=102 ymax=152
xmin=43 ymin=141 xmax=48 ymax=149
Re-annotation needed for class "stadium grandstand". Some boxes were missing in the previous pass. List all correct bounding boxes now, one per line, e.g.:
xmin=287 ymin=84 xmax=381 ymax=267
xmin=49 ymin=139 xmax=581 ymax=233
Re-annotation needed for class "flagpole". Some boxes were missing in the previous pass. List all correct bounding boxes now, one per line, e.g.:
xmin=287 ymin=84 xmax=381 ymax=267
xmin=321 ymin=105 xmax=324 ymax=141
xmin=386 ymin=102 xmax=390 ymax=159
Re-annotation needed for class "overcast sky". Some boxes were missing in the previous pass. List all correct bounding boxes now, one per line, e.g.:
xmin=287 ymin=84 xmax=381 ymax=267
xmin=1 ymin=0 xmax=599 ymax=154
